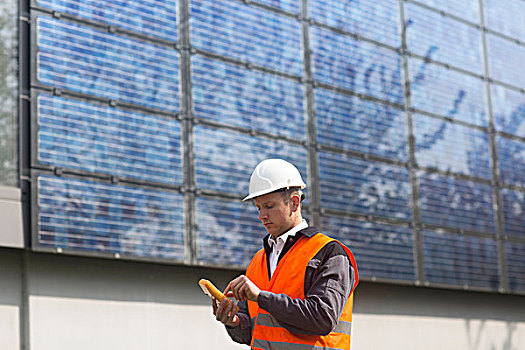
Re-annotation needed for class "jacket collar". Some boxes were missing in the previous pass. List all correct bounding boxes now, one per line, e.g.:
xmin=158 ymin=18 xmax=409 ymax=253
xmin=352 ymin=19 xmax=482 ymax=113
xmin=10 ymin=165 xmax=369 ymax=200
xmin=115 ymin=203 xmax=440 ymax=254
xmin=263 ymin=226 xmax=320 ymax=247
xmin=299 ymin=226 xmax=321 ymax=238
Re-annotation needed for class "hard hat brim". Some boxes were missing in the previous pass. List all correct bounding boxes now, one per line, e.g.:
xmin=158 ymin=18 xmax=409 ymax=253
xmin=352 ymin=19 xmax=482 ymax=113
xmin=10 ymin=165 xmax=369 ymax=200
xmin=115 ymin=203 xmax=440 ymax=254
xmin=242 ymin=184 xmax=306 ymax=201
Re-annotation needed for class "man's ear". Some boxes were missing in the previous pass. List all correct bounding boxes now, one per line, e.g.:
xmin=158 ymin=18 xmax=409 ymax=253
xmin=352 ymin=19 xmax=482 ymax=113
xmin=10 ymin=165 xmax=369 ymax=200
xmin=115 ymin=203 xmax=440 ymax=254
xmin=290 ymin=195 xmax=300 ymax=212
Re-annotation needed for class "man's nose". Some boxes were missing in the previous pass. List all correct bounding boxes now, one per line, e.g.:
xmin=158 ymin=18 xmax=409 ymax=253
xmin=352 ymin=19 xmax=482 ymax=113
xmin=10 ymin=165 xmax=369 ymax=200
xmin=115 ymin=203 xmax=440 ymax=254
xmin=259 ymin=209 xmax=268 ymax=221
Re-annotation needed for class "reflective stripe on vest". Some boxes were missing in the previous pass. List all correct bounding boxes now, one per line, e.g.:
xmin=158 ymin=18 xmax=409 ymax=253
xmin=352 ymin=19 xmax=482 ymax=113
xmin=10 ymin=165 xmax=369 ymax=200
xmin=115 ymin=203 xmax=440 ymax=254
xmin=252 ymin=339 xmax=344 ymax=350
xmin=256 ymin=313 xmax=352 ymax=335
xmin=246 ymin=232 xmax=359 ymax=350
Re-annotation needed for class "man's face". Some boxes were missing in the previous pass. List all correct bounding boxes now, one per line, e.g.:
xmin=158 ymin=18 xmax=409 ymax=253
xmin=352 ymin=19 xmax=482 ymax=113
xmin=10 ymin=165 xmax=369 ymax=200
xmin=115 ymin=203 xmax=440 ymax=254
xmin=254 ymin=191 xmax=295 ymax=238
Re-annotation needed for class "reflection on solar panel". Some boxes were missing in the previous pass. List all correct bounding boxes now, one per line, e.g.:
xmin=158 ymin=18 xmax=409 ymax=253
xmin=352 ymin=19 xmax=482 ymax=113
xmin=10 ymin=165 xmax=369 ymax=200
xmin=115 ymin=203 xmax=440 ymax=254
xmin=319 ymin=151 xmax=411 ymax=220
xmin=309 ymin=0 xmax=400 ymax=47
xmin=315 ymin=88 xmax=407 ymax=161
xmin=190 ymin=0 xmax=302 ymax=75
xmin=36 ymin=16 xmax=179 ymax=111
xmin=419 ymin=173 xmax=495 ymax=233
xmin=38 ymin=175 xmax=185 ymax=259
xmin=498 ymin=136 xmax=525 ymax=187
xmin=36 ymin=0 xmax=178 ymax=41
xmin=488 ymin=34 xmax=525 ymax=89
xmin=506 ymin=242 xmax=525 ymax=292
xmin=192 ymin=55 xmax=305 ymax=138
xmin=310 ymin=26 xmax=403 ymax=104
xmin=30 ymin=0 xmax=525 ymax=294
xmin=409 ymin=58 xmax=487 ymax=126
xmin=193 ymin=125 xmax=308 ymax=196
xmin=484 ymin=0 xmax=525 ymax=42
xmin=491 ymin=86 xmax=525 ymax=138
xmin=406 ymin=2 xmax=483 ymax=74
xmin=324 ymin=216 xmax=415 ymax=281
xmin=423 ymin=230 xmax=499 ymax=289
xmin=414 ymin=114 xmax=491 ymax=179
xmin=37 ymin=94 xmax=182 ymax=184
xmin=196 ymin=196 xmax=261 ymax=267
xmin=253 ymin=0 xmax=299 ymax=14
xmin=415 ymin=0 xmax=479 ymax=23
xmin=501 ymin=189 xmax=525 ymax=237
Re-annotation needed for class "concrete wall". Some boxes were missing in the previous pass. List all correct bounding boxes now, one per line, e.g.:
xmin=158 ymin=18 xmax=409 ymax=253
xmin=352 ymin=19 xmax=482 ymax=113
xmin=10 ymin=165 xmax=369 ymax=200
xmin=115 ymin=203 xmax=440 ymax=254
xmin=352 ymin=283 xmax=525 ymax=350
xmin=21 ymin=252 xmax=245 ymax=350
xmin=0 ymin=248 xmax=524 ymax=350
xmin=0 ymin=186 xmax=23 ymax=248
xmin=0 ymin=249 xmax=21 ymax=349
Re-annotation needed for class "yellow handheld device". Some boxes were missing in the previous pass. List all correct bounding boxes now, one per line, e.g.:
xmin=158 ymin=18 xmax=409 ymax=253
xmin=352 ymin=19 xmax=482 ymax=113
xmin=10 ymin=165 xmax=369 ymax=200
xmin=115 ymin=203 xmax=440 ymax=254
xmin=198 ymin=279 xmax=239 ymax=313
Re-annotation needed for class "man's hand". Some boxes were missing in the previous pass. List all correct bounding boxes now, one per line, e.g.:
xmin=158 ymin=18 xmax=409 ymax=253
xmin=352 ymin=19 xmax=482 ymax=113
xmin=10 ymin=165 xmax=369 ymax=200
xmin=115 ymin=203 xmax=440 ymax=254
xmin=212 ymin=297 xmax=240 ymax=328
xmin=224 ymin=275 xmax=261 ymax=302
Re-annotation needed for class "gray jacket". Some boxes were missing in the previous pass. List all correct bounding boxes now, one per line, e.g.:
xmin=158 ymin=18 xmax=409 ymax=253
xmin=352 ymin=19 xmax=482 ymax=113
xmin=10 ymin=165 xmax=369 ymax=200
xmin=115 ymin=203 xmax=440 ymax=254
xmin=226 ymin=227 xmax=356 ymax=345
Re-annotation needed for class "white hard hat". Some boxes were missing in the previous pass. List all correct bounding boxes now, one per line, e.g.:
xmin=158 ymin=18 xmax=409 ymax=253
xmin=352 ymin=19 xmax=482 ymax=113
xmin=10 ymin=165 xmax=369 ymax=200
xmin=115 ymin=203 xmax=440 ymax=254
xmin=243 ymin=159 xmax=306 ymax=201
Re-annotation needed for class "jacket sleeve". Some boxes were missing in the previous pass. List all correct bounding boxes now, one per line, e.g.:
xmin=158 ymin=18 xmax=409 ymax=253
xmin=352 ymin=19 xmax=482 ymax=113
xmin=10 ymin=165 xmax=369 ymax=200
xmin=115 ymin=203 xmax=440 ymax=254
xmin=257 ymin=242 xmax=354 ymax=335
xmin=225 ymin=300 xmax=252 ymax=345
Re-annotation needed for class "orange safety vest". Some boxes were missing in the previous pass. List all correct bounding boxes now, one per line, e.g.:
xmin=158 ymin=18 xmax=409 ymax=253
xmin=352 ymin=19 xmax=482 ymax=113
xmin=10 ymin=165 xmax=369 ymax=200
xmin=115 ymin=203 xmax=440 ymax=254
xmin=246 ymin=232 xmax=359 ymax=350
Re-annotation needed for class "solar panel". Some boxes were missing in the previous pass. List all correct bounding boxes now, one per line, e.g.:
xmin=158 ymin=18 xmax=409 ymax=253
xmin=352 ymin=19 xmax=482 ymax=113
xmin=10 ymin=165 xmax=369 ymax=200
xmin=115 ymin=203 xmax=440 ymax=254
xmin=310 ymin=26 xmax=403 ymax=104
xmin=193 ymin=125 xmax=308 ymax=196
xmin=484 ymin=0 xmax=525 ymax=42
xmin=192 ymin=55 xmax=305 ymax=138
xmin=414 ymin=114 xmax=491 ymax=179
xmin=37 ymin=94 xmax=182 ymax=185
xmin=419 ymin=172 xmax=495 ymax=233
xmin=37 ymin=174 xmax=185 ymax=260
xmin=409 ymin=58 xmax=487 ymax=126
xmin=315 ymin=88 xmax=407 ymax=161
xmin=422 ymin=230 xmax=499 ymax=289
xmin=253 ymin=0 xmax=299 ymax=14
xmin=36 ymin=0 xmax=178 ymax=41
xmin=196 ymin=196 xmax=262 ymax=267
xmin=414 ymin=0 xmax=480 ymax=23
xmin=309 ymin=0 xmax=400 ymax=47
xmin=190 ymin=0 xmax=302 ymax=75
xmin=36 ymin=16 xmax=179 ymax=112
xmin=492 ymin=85 xmax=525 ymax=138
xmin=324 ymin=216 xmax=416 ymax=282
xmin=487 ymin=34 xmax=525 ymax=89
xmin=501 ymin=188 xmax=525 ymax=237
xmin=318 ymin=151 xmax=412 ymax=221
xmin=498 ymin=136 xmax=525 ymax=187
xmin=506 ymin=241 xmax=525 ymax=293
xmin=406 ymin=2 xmax=483 ymax=74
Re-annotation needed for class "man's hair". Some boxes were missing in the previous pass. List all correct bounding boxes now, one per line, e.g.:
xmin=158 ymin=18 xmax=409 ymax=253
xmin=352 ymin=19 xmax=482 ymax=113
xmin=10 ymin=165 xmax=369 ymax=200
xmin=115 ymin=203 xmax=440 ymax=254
xmin=279 ymin=187 xmax=305 ymax=203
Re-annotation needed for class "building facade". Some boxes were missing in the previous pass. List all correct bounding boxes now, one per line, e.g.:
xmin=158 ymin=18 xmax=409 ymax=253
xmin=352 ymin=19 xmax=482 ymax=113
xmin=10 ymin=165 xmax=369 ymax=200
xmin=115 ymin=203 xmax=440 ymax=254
xmin=1 ymin=0 xmax=525 ymax=349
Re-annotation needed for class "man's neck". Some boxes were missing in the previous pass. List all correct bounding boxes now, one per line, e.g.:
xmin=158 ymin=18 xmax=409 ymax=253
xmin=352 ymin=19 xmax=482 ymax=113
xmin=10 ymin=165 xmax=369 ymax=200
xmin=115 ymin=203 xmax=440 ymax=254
xmin=270 ymin=218 xmax=307 ymax=240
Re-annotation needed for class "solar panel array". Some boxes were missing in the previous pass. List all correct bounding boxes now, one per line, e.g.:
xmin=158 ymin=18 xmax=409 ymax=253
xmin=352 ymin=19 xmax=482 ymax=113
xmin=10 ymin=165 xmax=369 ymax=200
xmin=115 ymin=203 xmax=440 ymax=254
xmin=29 ymin=0 xmax=525 ymax=294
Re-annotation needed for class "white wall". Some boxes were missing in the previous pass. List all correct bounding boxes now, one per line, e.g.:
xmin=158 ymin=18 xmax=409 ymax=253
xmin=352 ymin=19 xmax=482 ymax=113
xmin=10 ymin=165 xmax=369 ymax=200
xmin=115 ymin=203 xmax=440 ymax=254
xmin=0 ymin=250 xmax=21 ymax=350
xmin=23 ymin=252 xmax=245 ymax=350
xmin=1 ymin=249 xmax=524 ymax=350
xmin=0 ymin=186 xmax=23 ymax=248
xmin=352 ymin=282 xmax=525 ymax=350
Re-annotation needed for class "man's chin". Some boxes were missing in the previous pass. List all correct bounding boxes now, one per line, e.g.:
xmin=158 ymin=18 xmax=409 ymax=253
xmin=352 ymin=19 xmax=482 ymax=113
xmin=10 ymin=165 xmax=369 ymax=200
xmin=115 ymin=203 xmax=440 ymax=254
xmin=264 ymin=226 xmax=277 ymax=236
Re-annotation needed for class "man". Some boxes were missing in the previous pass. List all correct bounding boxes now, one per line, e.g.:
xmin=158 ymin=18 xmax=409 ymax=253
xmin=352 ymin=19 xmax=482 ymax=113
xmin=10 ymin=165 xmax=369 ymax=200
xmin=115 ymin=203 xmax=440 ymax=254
xmin=211 ymin=159 xmax=359 ymax=349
